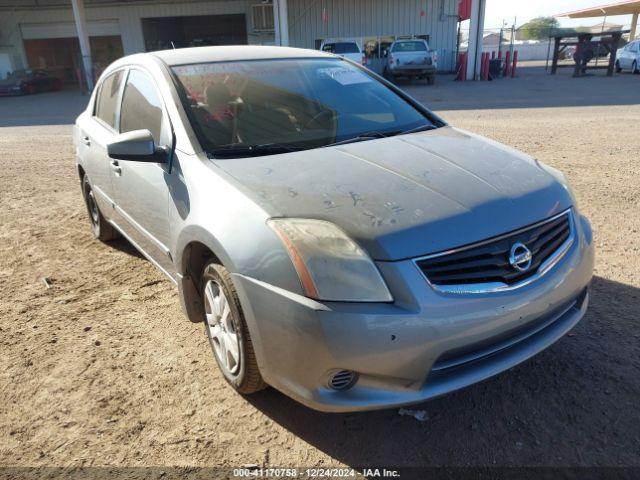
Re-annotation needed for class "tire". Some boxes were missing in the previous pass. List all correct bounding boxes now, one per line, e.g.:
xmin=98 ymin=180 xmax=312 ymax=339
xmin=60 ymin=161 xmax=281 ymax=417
xmin=427 ymin=75 xmax=436 ymax=85
xmin=81 ymin=174 xmax=119 ymax=242
xmin=615 ymin=60 xmax=622 ymax=73
xmin=633 ymin=61 xmax=639 ymax=75
xmin=201 ymin=262 xmax=266 ymax=394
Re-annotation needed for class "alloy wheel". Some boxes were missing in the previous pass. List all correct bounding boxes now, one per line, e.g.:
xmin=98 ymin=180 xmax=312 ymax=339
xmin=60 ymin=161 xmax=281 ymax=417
xmin=84 ymin=183 xmax=100 ymax=227
xmin=203 ymin=279 xmax=241 ymax=376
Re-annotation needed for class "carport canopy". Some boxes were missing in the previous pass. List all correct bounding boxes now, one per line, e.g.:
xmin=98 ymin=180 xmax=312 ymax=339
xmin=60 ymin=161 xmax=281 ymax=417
xmin=556 ymin=0 xmax=640 ymax=40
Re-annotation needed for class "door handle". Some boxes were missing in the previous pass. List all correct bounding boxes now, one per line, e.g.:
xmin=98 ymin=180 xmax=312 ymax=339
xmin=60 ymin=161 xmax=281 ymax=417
xmin=110 ymin=160 xmax=122 ymax=176
xmin=82 ymin=136 xmax=91 ymax=146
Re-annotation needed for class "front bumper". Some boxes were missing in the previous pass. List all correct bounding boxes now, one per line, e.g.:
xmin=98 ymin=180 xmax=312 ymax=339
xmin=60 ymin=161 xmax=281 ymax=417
xmin=233 ymin=214 xmax=594 ymax=412
xmin=388 ymin=65 xmax=436 ymax=77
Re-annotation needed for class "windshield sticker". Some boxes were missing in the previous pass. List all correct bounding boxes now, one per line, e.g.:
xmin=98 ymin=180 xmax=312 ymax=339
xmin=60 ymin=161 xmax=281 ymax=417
xmin=318 ymin=67 xmax=372 ymax=86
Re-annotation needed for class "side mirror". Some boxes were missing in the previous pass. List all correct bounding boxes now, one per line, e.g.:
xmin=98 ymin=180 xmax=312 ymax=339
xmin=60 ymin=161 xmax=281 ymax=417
xmin=107 ymin=129 xmax=168 ymax=163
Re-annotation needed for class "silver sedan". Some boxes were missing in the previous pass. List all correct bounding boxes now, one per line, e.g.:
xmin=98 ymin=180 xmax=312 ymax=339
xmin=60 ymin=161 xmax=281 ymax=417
xmin=74 ymin=46 xmax=594 ymax=412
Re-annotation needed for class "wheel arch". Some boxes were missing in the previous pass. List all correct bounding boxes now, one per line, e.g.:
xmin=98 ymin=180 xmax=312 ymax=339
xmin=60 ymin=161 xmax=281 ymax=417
xmin=176 ymin=226 xmax=235 ymax=323
xmin=77 ymin=163 xmax=86 ymax=182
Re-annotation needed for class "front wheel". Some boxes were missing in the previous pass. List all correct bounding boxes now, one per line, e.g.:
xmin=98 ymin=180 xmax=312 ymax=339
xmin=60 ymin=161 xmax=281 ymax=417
xmin=427 ymin=74 xmax=436 ymax=85
xmin=633 ymin=61 xmax=639 ymax=75
xmin=615 ymin=60 xmax=622 ymax=73
xmin=202 ymin=262 xmax=266 ymax=394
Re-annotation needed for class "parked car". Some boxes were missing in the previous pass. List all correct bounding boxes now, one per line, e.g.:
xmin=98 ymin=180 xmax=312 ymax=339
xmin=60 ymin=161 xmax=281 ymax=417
xmin=616 ymin=39 xmax=640 ymax=74
xmin=320 ymin=40 xmax=366 ymax=65
xmin=384 ymin=39 xmax=438 ymax=84
xmin=0 ymin=69 xmax=62 ymax=96
xmin=74 ymin=46 xmax=594 ymax=412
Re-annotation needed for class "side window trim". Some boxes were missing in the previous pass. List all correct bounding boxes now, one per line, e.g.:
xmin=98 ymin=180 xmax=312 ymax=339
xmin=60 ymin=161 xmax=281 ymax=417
xmin=115 ymin=67 xmax=131 ymax=133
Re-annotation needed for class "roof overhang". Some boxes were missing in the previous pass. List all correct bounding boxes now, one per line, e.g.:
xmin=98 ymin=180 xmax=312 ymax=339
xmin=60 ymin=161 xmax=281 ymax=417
xmin=556 ymin=0 xmax=640 ymax=18
xmin=0 ymin=0 xmax=153 ymax=7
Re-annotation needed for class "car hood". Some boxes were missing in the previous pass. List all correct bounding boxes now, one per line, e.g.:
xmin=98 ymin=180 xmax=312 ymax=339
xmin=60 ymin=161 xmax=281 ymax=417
xmin=212 ymin=126 xmax=573 ymax=261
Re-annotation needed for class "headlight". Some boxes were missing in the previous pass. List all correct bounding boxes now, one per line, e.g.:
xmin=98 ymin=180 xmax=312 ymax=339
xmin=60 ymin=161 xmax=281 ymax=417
xmin=267 ymin=218 xmax=393 ymax=302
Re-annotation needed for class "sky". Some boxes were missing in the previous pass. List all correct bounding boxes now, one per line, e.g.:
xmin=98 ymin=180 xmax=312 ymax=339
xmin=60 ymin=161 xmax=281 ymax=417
xmin=483 ymin=0 xmax=634 ymax=29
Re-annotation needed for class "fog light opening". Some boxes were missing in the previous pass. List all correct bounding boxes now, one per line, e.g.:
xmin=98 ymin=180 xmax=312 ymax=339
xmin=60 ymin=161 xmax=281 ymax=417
xmin=328 ymin=370 xmax=358 ymax=391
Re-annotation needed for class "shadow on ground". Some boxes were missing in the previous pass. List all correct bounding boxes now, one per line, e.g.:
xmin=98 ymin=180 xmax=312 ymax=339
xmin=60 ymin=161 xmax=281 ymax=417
xmin=109 ymin=236 xmax=145 ymax=259
xmin=247 ymin=275 xmax=640 ymax=468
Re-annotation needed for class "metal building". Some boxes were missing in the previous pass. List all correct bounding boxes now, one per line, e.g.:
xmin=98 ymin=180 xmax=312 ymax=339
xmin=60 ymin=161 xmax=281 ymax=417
xmin=0 ymin=0 xmax=461 ymax=85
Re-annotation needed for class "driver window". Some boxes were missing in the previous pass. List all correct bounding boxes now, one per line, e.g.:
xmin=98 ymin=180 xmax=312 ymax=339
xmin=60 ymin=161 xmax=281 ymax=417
xmin=120 ymin=69 xmax=164 ymax=145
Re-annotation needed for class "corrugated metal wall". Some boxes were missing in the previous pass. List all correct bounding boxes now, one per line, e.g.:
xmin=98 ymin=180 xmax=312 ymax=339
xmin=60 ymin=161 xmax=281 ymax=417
xmin=288 ymin=0 xmax=459 ymax=70
xmin=0 ymin=0 xmax=458 ymax=72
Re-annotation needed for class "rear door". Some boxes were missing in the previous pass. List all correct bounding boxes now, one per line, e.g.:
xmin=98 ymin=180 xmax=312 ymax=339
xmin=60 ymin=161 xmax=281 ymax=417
xmin=78 ymin=69 xmax=125 ymax=218
xmin=110 ymin=68 xmax=175 ymax=276
xmin=620 ymin=42 xmax=636 ymax=69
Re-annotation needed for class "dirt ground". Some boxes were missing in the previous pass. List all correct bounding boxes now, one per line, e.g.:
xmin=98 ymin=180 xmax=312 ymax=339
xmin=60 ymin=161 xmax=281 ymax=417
xmin=1 ymin=66 xmax=639 ymax=473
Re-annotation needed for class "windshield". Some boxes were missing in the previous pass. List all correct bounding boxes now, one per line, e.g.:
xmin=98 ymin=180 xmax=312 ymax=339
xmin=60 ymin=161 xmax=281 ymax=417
xmin=392 ymin=41 xmax=428 ymax=52
xmin=172 ymin=58 xmax=436 ymax=157
xmin=323 ymin=42 xmax=360 ymax=54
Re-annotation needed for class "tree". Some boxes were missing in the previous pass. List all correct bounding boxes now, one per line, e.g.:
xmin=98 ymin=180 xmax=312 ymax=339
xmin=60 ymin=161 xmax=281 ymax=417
xmin=518 ymin=16 xmax=560 ymax=40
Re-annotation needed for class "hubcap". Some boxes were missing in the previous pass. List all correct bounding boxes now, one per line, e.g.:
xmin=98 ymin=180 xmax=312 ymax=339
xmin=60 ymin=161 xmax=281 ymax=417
xmin=203 ymin=280 xmax=241 ymax=375
xmin=85 ymin=185 xmax=100 ymax=226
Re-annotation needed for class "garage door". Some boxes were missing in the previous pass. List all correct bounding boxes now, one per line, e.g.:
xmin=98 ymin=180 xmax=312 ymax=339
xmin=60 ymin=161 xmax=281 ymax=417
xmin=23 ymin=36 xmax=124 ymax=84
xmin=141 ymin=15 xmax=247 ymax=51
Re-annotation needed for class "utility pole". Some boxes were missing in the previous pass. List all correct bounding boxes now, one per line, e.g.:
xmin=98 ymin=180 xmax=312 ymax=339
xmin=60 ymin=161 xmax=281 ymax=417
xmin=509 ymin=16 xmax=516 ymax=60
xmin=71 ymin=0 xmax=93 ymax=92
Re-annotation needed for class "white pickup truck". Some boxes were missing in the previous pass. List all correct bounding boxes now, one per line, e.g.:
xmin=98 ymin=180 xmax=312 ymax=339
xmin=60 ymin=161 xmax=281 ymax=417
xmin=320 ymin=40 xmax=366 ymax=66
xmin=384 ymin=39 xmax=438 ymax=84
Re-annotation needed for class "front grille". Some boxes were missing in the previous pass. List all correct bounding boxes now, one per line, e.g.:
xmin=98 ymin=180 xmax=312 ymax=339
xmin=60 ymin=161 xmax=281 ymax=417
xmin=416 ymin=211 xmax=573 ymax=288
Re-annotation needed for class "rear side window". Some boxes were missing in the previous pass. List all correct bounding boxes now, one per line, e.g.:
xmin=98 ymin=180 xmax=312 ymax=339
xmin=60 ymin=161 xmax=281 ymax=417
xmin=119 ymin=69 xmax=164 ymax=144
xmin=95 ymin=70 xmax=123 ymax=128
xmin=323 ymin=42 xmax=360 ymax=54
xmin=392 ymin=41 xmax=427 ymax=52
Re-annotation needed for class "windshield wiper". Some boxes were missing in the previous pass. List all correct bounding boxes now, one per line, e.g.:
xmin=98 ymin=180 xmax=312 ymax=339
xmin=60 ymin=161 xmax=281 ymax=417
xmin=322 ymin=131 xmax=389 ymax=148
xmin=210 ymin=143 xmax=304 ymax=158
xmin=399 ymin=123 xmax=438 ymax=135
xmin=323 ymin=124 xmax=438 ymax=149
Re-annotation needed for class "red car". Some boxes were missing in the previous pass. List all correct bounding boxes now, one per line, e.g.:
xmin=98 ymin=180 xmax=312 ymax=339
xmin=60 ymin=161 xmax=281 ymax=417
xmin=0 ymin=69 xmax=62 ymax=96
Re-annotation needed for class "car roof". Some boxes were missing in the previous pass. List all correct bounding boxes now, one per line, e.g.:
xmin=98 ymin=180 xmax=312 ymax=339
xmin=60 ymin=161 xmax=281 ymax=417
xmin=150 ymin=45 xmax=330 ymax=66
